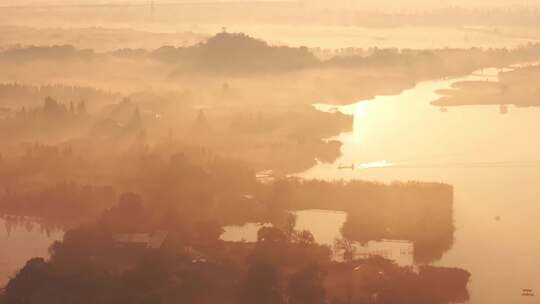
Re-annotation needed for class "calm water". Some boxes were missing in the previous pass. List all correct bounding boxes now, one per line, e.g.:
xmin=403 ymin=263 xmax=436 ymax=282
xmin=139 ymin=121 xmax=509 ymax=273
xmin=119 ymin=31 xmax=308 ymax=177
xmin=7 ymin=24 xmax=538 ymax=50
xmin=222 ymin=210 xmax=414 ymax=267
xmin=0 ymin=218 xmax=63 ymax=286
xmin=300 ymin=66 xmax=540 ymax=304
xmin=221 ymin=210 xmax=347 ymax=245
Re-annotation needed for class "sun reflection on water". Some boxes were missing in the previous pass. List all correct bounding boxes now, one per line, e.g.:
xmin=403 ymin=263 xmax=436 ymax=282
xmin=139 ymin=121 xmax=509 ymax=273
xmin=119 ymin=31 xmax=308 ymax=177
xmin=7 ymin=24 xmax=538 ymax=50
xmin=357 ymin=160 xmax=393 ymax=169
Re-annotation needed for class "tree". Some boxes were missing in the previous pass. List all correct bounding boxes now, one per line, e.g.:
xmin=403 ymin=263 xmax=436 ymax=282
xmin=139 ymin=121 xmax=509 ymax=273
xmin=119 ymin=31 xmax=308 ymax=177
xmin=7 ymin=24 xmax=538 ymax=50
xmin=126 ymin=107 xmax=142 ymax=130
xmin=240 ymin=262 xmax=283 ymax=304
xmin=334 ymin=237 xmax=356 ymax=262
xmin=269 ymin=180 xmax=292 ymax=213
xmin=193 ymin=220 xmax=224 ymax=244
xmin=283 ymin=212 xmax=297 ymax=243
xmin=99 ymin=192 xmax=151 ymax=233
xmin=5 ymin=258 xmax=49 ymax=297
xmin=288 ymin=263 xmax=326 ymax=304
xmin=293 ymin=230 xmax=315 ymax=246
xmin=43 ymin=96 xmax=62 ymax=114
xmin=257 ymin=226 xmax=287 ymax=245
xmin=77 ymin=99 xmax=87 ymax=115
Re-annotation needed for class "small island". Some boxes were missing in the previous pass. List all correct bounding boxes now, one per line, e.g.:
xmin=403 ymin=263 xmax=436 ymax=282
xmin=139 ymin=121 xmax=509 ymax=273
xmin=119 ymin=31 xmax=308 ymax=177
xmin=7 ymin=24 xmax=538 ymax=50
xmin=432 ymin=64 xmax=540 ymax=108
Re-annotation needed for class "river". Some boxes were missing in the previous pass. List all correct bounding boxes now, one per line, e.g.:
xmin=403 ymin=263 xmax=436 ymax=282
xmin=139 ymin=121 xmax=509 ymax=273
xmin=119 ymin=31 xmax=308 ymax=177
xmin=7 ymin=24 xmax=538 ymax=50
xmin=299 ymin=65 xmax=540 ymax=304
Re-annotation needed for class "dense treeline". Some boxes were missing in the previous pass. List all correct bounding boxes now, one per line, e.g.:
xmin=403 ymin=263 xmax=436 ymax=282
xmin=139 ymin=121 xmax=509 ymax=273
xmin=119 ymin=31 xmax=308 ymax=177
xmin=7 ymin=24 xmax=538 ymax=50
xmin=0 ymin=192 xmax=469 ymax=304
xmin=158 ymin=32 xmax=319 ymax=74
xmin=325 ymin=44 xmax=540 ymax=79
xmin=0 ymin=83 xmax=119 ymax=109
xmin=0 ymin=139 xmax=454 ymax=264
xmin=2 ymin=33 xmax=540 ymax=78
xmin=0 ymin=45 xmax=95 ymax=62
xmin=0 ymin=182 xmax=116 ymax=231
xmin=0 ymin=97 xmax=93 ymax=143
xmin=0 ymin=33 xmax=318 ymax=75
xmin=271 ymin=179 xmax=454 ymax=263
xmin=0 ymin=93 xmax=352 ymax=173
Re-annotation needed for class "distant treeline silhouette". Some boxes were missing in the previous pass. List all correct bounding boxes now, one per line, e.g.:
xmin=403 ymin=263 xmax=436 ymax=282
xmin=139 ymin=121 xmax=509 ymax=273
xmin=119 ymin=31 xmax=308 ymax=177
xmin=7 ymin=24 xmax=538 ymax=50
xmin=0 ymin=92 xmax=352 ymax=173
xmin=0 ymin=97 xmax=93 ymax=143
xmin=0 ymin=83 xmax=119 ymax=108
xmin=2 ymin=32 xmax=540 ymax=76
xmin=0 ymin=33 xmax=318 ymax=75
xmin=157 ymin=32 xmax=319 ymax=74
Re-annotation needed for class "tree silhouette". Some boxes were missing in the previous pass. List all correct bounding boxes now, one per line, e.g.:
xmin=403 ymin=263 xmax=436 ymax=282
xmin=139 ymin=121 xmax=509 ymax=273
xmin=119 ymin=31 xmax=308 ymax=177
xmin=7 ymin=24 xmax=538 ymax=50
xmin=334 ymin=237 xmax=356 ymax=263
xmin=288 ymin=263 xmax=326 ymax=304
xmin=126 ymin=106 xmax=142 ymax=131
xmin=240 ymin=262 xmax=284 ymax=304
xmin=195 ymin=109 xmax=207 ymax=127
xmin=77 ymin=99 xmax=87 ymax=115
xmin=293 ymin=230 xmax=316 ymax=247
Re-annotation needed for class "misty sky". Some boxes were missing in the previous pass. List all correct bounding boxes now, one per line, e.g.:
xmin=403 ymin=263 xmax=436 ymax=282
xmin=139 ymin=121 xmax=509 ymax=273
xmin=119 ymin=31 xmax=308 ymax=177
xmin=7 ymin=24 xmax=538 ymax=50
xmin=1 ymin=0 xmax=539 ymax=10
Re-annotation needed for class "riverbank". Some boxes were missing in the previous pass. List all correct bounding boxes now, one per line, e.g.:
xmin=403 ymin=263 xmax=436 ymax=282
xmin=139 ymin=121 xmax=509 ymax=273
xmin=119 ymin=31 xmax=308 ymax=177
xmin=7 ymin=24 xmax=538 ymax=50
xmin=432 ymin=63 xmax=540 ymax=107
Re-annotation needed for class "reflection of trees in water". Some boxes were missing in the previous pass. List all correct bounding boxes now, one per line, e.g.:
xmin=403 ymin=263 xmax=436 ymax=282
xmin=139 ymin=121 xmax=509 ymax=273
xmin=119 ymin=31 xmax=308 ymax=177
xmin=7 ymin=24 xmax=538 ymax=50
xmin=341 ymin=211 xmax=454 ymax=264
xmin=0 ymin=167 xmax=465 ymax=304
xmin=282 ymin=179 xmax=455 ymax=264
xmin=0 ymin=182 xmax=117 ymax=232
xmin=1 ymin=215 xmax=61 ymax=237
xmin=2 ymin=208 xmax=469 ymax=304
xmin=340 ymin=186 xmax=454 ymax=264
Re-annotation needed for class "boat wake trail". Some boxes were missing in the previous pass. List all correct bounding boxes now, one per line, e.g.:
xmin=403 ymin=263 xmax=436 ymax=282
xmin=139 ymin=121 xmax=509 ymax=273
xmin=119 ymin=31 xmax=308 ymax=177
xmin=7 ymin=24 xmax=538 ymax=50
xmin=355 ymin=160 xmax=540 ymax=170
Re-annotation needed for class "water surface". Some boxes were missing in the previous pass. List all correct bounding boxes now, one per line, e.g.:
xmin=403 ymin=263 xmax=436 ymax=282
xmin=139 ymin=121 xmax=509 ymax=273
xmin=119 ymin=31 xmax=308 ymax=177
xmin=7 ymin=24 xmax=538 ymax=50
xmin=0 ymin=218 xmax=63 ymax=287
xmin=301 ymin=66 xmax=540 ymax=304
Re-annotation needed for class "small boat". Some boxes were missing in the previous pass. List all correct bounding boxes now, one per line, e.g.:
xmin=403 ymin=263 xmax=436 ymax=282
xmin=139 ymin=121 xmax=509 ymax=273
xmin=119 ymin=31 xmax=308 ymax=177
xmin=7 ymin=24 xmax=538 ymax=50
xmin=522 ymin=289 xmax=535 ymax=297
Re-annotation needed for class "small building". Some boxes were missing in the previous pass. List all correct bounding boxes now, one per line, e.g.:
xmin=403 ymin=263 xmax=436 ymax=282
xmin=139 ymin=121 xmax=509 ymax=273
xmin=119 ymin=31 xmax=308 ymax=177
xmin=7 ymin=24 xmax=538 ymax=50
xmin=354 ymin=239 xmax=414 ymax=267
xmin=114 ymin=230 xmax=168 ymax=250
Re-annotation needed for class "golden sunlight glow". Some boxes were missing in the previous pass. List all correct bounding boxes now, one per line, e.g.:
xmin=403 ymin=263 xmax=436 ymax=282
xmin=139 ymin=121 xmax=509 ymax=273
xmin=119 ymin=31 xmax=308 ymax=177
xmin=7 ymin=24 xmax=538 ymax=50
xmin=357 ymin=160 xmax=393 ymax=169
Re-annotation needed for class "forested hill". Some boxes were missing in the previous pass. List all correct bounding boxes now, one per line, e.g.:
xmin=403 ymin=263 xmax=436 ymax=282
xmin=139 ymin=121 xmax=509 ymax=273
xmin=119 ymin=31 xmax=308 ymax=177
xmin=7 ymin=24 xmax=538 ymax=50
xmin=155 ymin=32 xmax=320 ymax=74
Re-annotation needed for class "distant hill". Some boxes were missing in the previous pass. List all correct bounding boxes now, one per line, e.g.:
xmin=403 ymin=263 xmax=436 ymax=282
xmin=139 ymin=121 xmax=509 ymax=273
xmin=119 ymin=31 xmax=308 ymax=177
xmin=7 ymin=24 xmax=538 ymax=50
xmin=0 ymin=32 xmax=319 ymax=75
xmin=154 ymin=32 xmax=320 ymax=75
